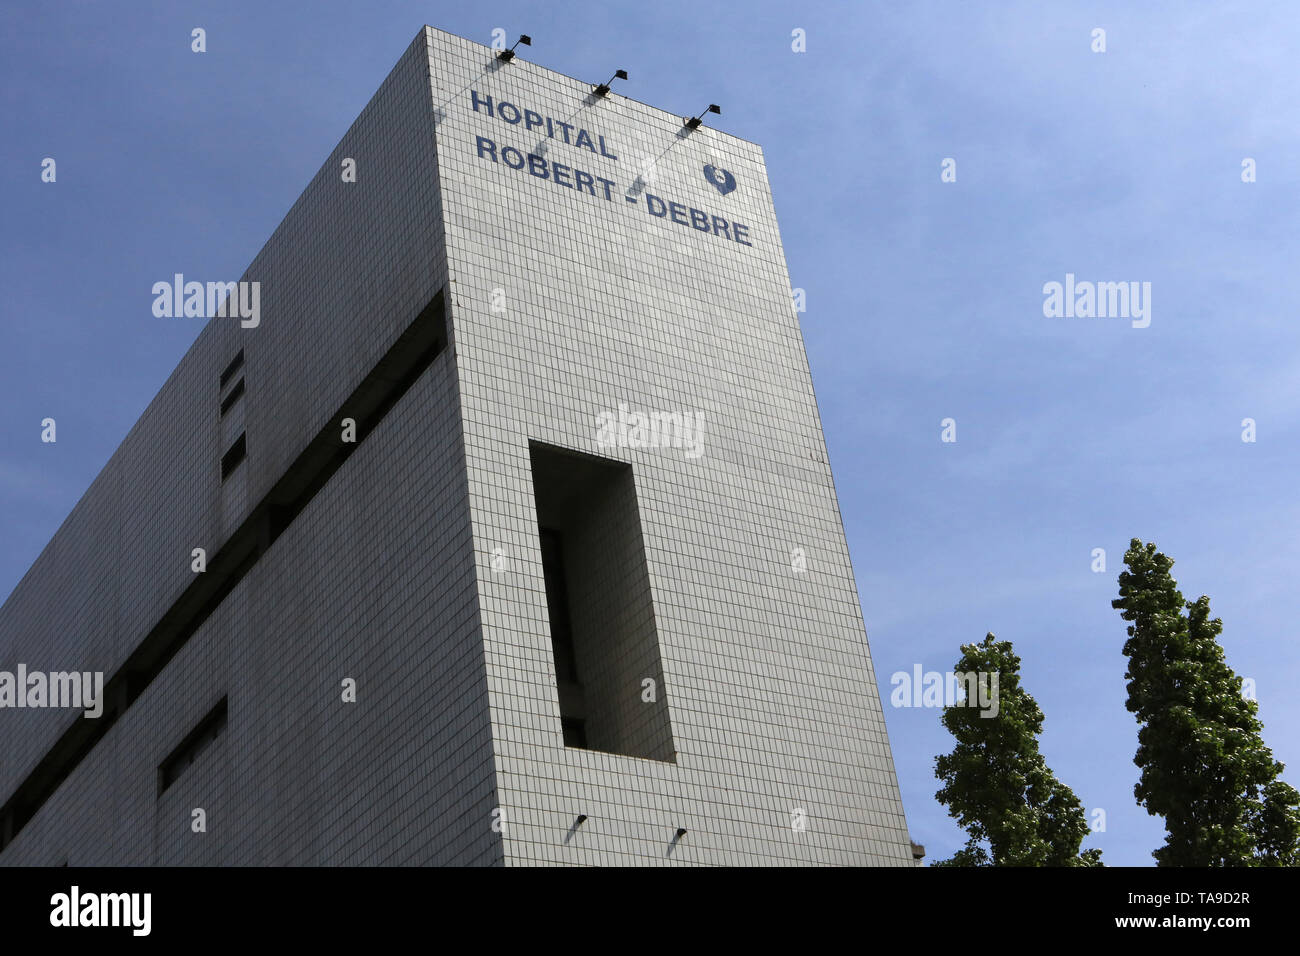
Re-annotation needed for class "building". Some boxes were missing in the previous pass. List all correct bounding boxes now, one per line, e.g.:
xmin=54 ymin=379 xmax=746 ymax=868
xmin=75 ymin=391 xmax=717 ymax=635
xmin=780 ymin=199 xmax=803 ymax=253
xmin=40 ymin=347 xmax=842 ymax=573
xmin=0 ymin=26 xmax=913 ymax=865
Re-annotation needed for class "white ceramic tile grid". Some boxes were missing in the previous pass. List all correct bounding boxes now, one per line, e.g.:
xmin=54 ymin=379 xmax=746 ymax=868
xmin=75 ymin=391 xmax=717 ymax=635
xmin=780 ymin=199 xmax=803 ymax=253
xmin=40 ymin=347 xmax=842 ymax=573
xmin=425 ymin=26 xmax=912 ymax=866
xmin=0 ymin=26 xmax=912 ymax=868
xmin=1 ymin=32 xmax=502 ymax=866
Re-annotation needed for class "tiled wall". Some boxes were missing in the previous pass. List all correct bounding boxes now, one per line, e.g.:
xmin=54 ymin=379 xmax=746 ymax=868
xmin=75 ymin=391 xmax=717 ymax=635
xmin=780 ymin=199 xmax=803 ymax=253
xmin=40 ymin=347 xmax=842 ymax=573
xmin=2 ymin=25 xmax=913 ymax=867
xmin=2 ymin=31 xmax=500 ymax=866
xmin=428 ymin=28 xmax=913 ymax=865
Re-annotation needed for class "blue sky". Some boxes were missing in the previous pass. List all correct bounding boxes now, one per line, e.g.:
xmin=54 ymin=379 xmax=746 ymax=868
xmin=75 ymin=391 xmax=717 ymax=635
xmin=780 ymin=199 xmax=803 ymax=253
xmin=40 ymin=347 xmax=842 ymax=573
xmin=3 ymin=1 xmax=1298 ymax=866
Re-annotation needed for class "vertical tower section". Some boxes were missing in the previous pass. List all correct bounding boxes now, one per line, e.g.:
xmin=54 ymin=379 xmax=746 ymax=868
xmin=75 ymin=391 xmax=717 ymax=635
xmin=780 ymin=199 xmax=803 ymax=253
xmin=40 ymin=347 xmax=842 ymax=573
xmin=426 ymin=27 xmax=912 ymax=864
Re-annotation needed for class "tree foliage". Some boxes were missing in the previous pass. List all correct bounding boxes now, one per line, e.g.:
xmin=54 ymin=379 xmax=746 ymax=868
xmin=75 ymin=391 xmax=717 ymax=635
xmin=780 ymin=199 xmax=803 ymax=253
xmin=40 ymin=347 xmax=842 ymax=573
xmin=1113 ymin=538 xmax=1300 ymax=866
xmin=933 ymin=634 xmax=1102 ymax=866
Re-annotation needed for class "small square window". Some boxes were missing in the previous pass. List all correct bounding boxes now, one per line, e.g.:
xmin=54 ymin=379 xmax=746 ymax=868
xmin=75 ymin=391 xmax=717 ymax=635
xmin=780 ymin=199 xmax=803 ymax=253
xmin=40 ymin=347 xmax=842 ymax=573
xmin=220 ymin=433 xmax=246 ymax=480
xmin=219 ymin=378 xmax=245 ymax=416
xmin=219 ymin=349 xmax=244 ymax=388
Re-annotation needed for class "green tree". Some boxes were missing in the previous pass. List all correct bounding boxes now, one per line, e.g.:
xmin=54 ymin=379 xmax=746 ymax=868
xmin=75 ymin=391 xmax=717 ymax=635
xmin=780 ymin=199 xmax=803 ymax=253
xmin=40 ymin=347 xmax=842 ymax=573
xmin=933 ymin=634 xmax=1102 ymax=866
xmin=1113 ymin=538 xmax=1300 ymax=866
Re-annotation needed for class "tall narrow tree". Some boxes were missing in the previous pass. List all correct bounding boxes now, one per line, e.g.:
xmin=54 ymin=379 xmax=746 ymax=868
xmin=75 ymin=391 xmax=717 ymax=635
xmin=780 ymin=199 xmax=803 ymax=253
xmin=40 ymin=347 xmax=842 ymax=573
xmin=933 ymin=634 xmax=1102 ymax=866
xmin=1113 ymin=538 xmax=1300 ymax=865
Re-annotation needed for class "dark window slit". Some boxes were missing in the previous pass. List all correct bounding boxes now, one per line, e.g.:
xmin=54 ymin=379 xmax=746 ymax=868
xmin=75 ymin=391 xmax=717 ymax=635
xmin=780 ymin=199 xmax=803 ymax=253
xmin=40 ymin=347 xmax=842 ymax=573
xmin=220 ymin=378 xmax=246 ymax=416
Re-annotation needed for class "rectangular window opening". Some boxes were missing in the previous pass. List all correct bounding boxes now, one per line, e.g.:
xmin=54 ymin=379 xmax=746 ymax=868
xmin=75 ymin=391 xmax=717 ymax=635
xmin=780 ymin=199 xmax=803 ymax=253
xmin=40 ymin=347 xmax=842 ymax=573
xmin=219 ymin=349 xmax=244 ymax=388
xmin=219 ymin=378 xmax=246 ymax=417
xmin=530 ymin=441 xmax=675 ymax=762
xmin=220 ymin=433 xmax=247 ymax=480
xmin=158 ymin=697 xmax=228 ymax=796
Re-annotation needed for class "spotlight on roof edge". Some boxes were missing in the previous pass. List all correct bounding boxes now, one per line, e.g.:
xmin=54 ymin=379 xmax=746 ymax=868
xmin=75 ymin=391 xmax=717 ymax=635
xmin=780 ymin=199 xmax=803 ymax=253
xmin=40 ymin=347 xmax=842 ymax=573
xmin=593 ymin=69 xmax=628 ymax=97
xmin=497 ymin=34 xmax=531 ymax=62
xmin=684 ymin=104 xmax=720 ymax=130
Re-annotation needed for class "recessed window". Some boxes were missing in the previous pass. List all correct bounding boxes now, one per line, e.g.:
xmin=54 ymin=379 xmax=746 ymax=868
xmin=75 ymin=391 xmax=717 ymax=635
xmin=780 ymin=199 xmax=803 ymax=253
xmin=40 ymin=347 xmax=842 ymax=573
xmin=219 ymin=349 xmax=244 ymax=388
xmin=221 ymin=433 xmax=246 ymax=480
xmin=158 ymin=697 xmax=227 ymax=795
xmin=219 ymin=378 xmax=245 ymax=417
xmin=530 ymin=441 xmax=675 ymax=762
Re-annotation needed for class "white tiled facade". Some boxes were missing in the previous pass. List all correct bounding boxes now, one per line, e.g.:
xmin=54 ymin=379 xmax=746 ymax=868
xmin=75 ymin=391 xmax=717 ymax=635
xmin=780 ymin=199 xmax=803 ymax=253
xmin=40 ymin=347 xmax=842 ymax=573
xmin=0 ymin=26 xmax=912 ymax=866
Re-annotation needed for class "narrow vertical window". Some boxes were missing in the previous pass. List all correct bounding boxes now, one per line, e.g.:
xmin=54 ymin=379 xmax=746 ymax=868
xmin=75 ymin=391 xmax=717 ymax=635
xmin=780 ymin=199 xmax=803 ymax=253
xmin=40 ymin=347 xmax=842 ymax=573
xmin=530 ymin=442 xmax=675 ymax=762
xmin=221 ymin=433 xmax=246 ymax=480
